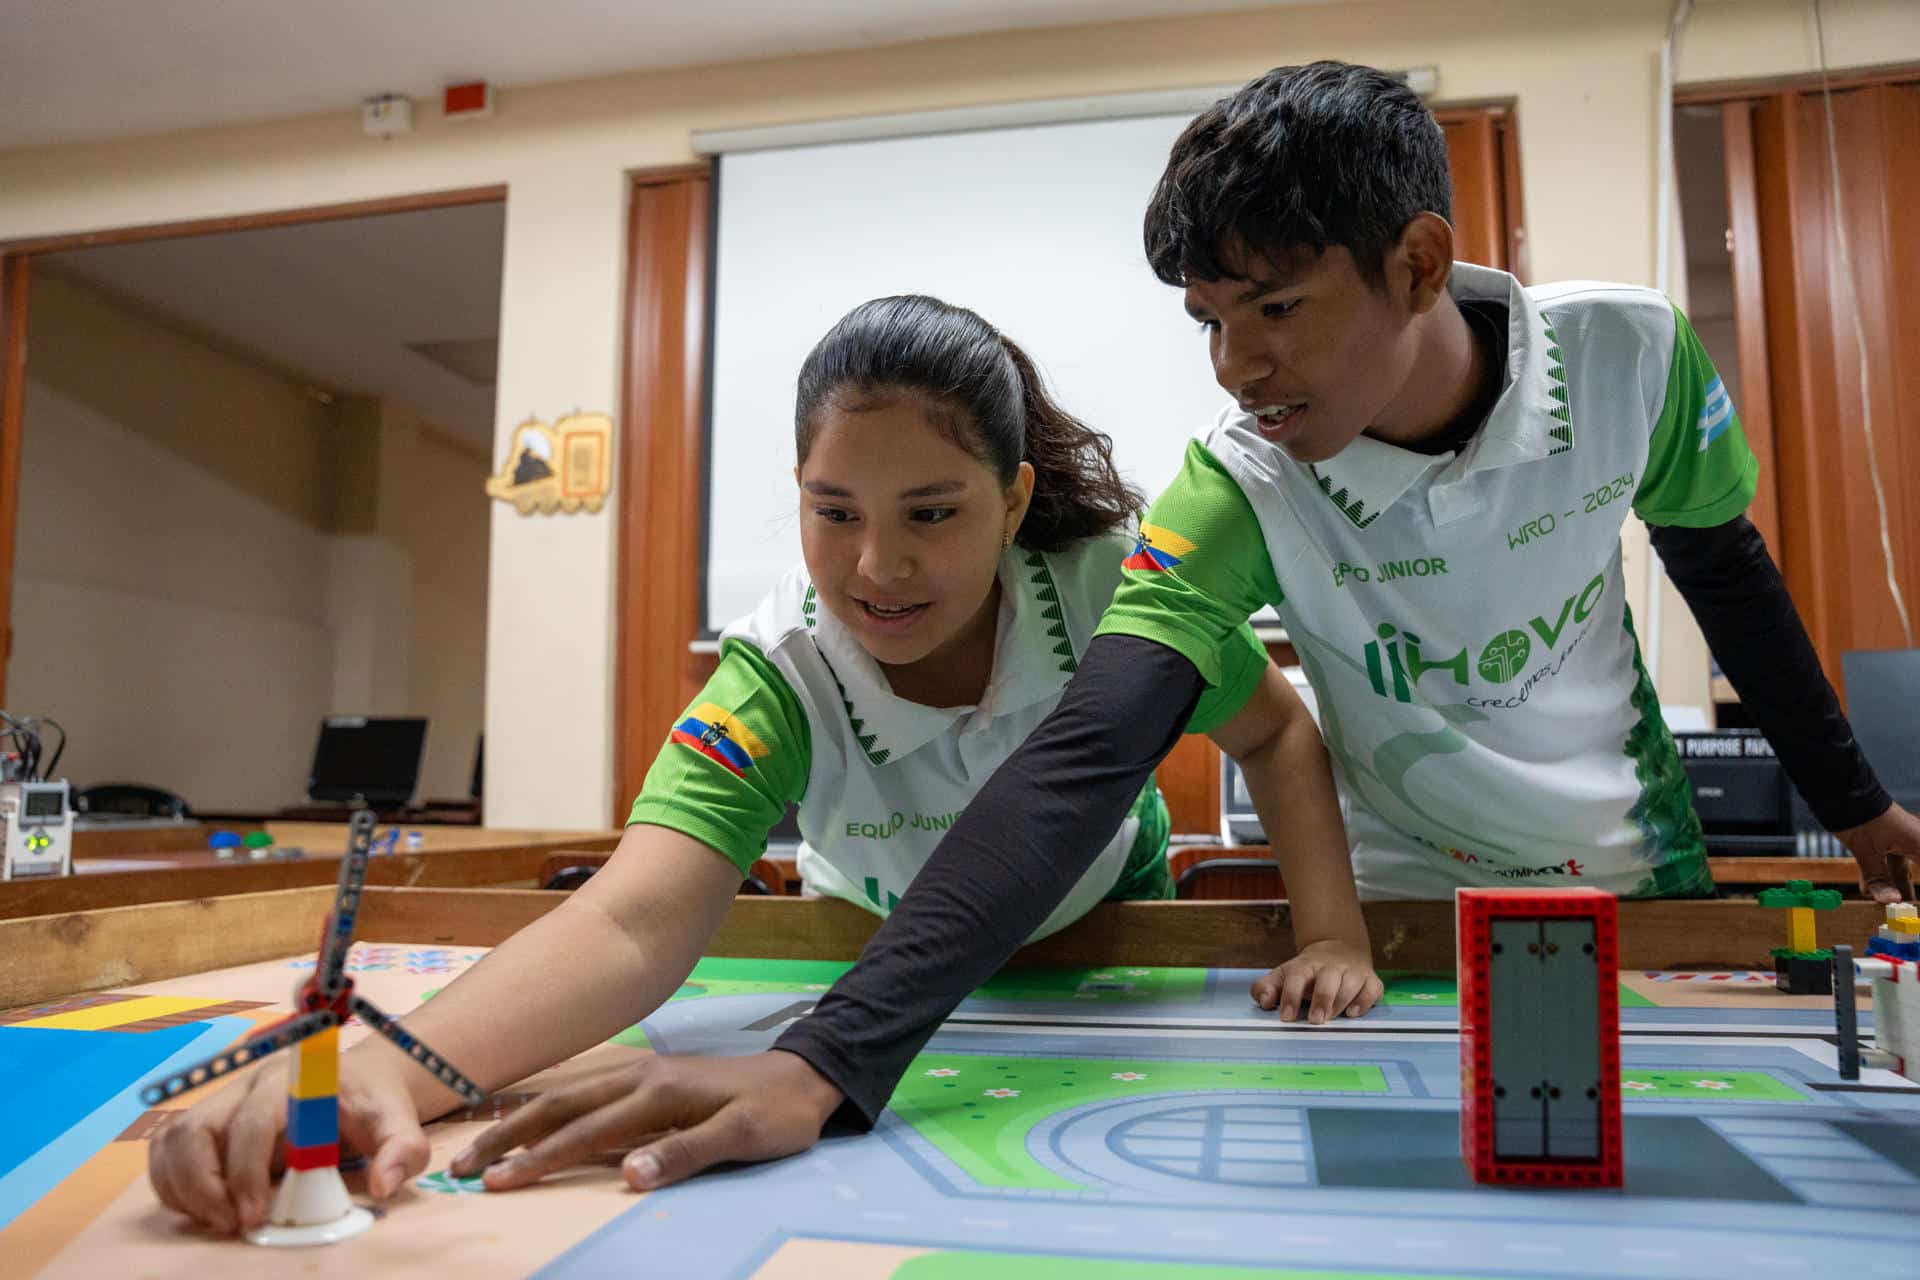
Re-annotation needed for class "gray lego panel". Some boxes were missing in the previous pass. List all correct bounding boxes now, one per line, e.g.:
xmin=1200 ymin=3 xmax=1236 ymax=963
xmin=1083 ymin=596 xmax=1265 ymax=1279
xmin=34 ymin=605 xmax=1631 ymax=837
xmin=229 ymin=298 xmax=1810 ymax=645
xmin=1487 ymin=916 xmax=1602 ymax=1161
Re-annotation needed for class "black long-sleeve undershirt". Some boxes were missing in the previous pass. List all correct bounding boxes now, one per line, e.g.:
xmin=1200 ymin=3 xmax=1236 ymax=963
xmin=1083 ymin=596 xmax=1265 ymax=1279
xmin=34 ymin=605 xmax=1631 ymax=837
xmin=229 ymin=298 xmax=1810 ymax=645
xmin=773 ymin=634 xmax=1203 ymax=1127
xmin=1649 ymin=514 xmax=1891 ymax=832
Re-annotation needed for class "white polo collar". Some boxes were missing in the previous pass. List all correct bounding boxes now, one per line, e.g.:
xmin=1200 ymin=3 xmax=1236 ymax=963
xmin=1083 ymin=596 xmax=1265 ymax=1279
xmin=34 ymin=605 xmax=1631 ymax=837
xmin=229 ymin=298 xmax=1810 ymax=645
xmin=1299 ymin=261 xmax=1574 ymax=530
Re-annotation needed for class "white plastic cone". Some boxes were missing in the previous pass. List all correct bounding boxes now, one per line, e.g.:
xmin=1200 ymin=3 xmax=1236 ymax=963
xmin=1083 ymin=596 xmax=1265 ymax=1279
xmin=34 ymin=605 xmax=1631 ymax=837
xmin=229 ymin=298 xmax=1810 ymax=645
xmin=245 ymin=1166 xmax=374 ymax=1247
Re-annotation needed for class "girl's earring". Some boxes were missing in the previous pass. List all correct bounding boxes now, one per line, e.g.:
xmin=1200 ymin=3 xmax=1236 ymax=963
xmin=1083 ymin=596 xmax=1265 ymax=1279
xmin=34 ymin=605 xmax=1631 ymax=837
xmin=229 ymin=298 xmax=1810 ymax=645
xmin=1002 ymin=528 xmax=1015 ymax=550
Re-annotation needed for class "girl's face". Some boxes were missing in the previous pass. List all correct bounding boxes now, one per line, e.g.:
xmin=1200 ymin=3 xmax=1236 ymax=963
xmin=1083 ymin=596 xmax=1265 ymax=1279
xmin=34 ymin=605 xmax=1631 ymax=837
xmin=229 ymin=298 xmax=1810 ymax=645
xmin=798 ymin=390 xmax=1033 ymax=684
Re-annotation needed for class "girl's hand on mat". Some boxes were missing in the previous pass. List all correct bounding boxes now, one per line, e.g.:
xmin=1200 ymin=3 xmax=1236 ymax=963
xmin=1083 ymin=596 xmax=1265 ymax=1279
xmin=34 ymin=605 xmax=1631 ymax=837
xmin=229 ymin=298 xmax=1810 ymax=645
xmin=1252 ymin=938 xmax=1384 ymax=1025
xmin=451 ymin=1050 xmax=843 ymax=1193
xmin=147 ymin=1051 xmax=428 ymax=1234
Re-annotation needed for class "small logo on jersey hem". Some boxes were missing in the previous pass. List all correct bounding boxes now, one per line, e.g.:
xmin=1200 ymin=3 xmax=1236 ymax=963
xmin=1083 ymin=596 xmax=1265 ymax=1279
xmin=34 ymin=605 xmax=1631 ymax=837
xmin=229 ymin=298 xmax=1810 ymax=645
xmin=670 ymin=703 xmax=770 ymax=777
xmin=1417 ymin=837 xmax=1585 ymax=880
xmin=1123 ymin=522 xmax=1196 ymax=572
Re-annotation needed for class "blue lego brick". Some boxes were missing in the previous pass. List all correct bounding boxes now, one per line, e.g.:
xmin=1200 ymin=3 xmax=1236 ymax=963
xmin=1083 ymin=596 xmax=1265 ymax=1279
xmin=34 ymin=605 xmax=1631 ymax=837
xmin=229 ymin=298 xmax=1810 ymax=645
xmin=286 ymin=1094 xmax=339 ymax=1148
xmin=1865 ymin=937 xmax=1920 ymax=962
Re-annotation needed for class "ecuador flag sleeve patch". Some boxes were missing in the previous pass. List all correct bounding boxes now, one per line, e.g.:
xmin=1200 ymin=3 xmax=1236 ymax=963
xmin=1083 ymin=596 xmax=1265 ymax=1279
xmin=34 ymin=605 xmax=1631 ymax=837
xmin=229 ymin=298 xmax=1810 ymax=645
xmin=669 ymin=703 xmax=772 ymax=777
xmin=1122 ymin=523 xmax=1197 ymax=573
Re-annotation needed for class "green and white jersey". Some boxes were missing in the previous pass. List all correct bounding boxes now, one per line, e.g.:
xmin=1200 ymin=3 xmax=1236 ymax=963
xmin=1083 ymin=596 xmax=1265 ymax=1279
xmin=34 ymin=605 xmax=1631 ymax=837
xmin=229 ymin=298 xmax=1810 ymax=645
xmin=1098 ymin=263 xmax=1756 ymax=900
xmin=630 ymin=529 xmax=1266 ymax=939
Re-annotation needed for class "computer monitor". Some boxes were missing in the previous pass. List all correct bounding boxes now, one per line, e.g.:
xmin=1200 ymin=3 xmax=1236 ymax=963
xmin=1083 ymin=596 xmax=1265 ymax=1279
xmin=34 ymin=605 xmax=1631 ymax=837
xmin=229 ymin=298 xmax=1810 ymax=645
xmin=1843 ymin=649 xmax=1920 ymax=809
xmin=307 ymin=717 xmax=428 ymax=808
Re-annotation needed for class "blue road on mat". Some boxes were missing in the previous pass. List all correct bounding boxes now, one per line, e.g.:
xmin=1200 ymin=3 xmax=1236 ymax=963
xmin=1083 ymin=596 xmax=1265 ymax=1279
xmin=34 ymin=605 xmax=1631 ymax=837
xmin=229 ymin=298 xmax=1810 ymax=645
xmin=0 ymin=1016 xmax=252 ymax=1229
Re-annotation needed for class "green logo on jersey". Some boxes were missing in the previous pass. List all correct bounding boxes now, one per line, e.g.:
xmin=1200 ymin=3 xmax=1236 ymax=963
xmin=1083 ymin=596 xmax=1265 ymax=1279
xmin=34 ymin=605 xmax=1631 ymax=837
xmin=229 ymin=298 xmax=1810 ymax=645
xmin=1477 ymin=631 xmax=1532 ymax=683
xmin=1362 ymin=571 xmax=1605 ymax=703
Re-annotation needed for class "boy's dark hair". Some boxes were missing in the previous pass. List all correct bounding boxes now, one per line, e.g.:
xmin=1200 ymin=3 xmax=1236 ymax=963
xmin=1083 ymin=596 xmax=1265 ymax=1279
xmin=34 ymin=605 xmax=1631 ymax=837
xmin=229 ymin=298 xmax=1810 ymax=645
xmin=795 ymin=295 xmax=1143 ymax=552
xmin=1144 ymin=61 xmax=1451 ymax=289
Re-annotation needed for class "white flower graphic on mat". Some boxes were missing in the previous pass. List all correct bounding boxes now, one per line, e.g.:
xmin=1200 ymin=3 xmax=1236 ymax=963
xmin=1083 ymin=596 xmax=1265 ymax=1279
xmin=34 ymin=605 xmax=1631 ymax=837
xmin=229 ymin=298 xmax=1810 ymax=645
xmin=1409 ymin=993 xmax=1439 ymax=1001
xmin=1690 ymin=1079 xmax=1735 ymax=1090
xmin=1622 ymin=1080 xmax=1657 ymax=1091
xmin=983 ymin=1088 xmax=1020 ymax=1098
xmin=1126 ymin=969 xmax=1150 ymax=976
xmin=925 ymin=1068 xmax=960 ymax=1077
xmin=1111 ymin=1072 xmax=1148 ymax=1081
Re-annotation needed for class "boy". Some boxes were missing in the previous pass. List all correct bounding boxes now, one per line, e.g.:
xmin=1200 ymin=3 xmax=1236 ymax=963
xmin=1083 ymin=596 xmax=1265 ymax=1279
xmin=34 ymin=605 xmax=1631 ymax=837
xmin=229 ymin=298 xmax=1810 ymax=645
xmin=455 ymin=61 xmax=1917 ymax=1190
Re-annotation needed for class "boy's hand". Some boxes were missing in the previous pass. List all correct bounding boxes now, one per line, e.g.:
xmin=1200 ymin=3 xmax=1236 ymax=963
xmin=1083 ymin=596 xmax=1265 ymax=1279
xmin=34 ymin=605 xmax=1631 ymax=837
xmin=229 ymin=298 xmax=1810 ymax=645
xmin=449 ymin=1050 xmax=843 ymax=1193
xmin=1838 ymin=803 xmax=1919 ymax=904
xmin=148 ymin=1050 xmax=430 ymax=1235
xmin=1252 ymin=939 xmax=1384 ymax=1024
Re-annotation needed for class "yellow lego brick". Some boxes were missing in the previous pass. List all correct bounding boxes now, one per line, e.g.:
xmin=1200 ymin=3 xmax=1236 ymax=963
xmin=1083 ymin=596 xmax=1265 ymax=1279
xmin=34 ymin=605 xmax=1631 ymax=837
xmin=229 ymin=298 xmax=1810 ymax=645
xmin=17 ymin=995 xmax=225 ymax=1031
xmin=1888 ymin=904 xmax=1920 ymax=936
xmin=1787 ymin=906 xmax=1817 ymax=955
xmin=288 ymin=1026 xmax=339 ymax=1099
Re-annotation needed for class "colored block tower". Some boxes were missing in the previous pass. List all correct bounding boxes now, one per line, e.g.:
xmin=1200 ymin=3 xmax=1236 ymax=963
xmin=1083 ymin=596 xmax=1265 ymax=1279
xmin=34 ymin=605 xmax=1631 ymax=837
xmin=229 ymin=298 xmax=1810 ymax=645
xmin=1457 ymin=887 xmax=1622 ymax=1188
xmin=1758 ymin=879 xmax=1844 ymax=994
xmin=1866 ymin=902 xmax=1920 ymax=963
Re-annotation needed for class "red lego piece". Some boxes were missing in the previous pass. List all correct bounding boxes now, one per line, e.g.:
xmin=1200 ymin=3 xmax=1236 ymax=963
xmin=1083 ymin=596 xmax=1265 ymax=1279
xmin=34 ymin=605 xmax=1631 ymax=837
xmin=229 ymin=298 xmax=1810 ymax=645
xmin=283 ymin=1142 xmax=341 ymax=1172
xmin=1457 ymin=887 xmax=1622 ymax=1188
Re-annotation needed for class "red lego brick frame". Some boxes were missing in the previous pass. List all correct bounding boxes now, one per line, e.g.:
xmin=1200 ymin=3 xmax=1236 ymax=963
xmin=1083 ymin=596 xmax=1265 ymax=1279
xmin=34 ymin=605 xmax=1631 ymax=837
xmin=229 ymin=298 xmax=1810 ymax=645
xmin=1457 ymin=887 xmax=1623 ymax=1188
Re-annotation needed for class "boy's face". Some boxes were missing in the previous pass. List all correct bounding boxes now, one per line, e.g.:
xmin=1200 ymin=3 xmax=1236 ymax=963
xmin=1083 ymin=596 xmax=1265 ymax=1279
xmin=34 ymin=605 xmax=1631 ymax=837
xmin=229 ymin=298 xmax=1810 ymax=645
xmin=1182 ymin=243 xmax=1424 ymax=464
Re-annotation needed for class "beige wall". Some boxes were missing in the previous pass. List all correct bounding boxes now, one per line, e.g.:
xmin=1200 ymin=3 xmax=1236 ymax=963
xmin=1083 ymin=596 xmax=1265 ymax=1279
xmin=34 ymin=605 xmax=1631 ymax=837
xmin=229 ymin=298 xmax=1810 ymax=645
xmin=3 ymin=0 xmax=1915 ymax=825
xmin=14 ymin=272 xmax=490 ymax=810
xmin=373 ymin=402 xmax=492 ymax=802
xmin=14 ymin=272 xmax=338 ymax=809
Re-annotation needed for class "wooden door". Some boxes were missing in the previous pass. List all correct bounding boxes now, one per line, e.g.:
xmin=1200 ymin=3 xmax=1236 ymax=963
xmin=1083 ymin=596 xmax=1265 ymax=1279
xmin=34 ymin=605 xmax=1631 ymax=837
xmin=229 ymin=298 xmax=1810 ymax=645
xmin=1745 ymin=80 xmax=1920 ymax=693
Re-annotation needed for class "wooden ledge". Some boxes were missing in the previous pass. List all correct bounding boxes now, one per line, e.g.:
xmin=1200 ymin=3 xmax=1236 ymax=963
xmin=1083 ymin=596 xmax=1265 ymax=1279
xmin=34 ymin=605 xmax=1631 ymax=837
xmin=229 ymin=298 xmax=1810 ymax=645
xmin=2 ymin=888 xmax=1885 ymax=1013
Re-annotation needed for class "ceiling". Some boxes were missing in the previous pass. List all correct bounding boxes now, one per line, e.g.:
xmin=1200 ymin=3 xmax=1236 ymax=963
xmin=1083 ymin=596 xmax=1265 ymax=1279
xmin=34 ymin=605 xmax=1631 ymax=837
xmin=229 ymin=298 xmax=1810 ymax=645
xmin=41 ymin=202 xmax=507 ymax=449
xmin=0 ymin=0 xmax=1297 ymax=151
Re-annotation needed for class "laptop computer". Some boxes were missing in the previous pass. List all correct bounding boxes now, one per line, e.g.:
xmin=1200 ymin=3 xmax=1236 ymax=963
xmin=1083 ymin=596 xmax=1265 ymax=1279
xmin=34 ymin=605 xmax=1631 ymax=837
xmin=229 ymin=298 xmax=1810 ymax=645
xmin=307 ymin=716 xmax=429 ymax=809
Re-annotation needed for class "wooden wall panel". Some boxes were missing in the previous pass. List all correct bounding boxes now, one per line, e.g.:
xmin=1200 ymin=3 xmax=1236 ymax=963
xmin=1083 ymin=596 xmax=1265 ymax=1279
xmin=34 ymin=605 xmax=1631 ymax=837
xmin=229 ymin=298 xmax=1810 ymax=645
xmin=1755 ymin=92 xmax=1842 ymax=672
xmin=1837 ymin=85 xmax=1920 ymax=664
xmin=1440 ymin=112 xmax=1505 ymax=270
xmin=614 ymin=168 xmax=713 ymax=821
xmin=1719 ymin=102 xmax=1780 ymax=553
xmin=1496 ymin=114 xmax=1528 ymax=282
xmin=1752 ymin=83 xmax=1920 ymax=692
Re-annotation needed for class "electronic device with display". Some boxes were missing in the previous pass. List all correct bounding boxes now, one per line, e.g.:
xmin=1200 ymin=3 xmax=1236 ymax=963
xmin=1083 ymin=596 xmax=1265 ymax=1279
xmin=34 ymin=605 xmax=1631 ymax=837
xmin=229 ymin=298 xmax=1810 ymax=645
xmin=1 ymin=779 xmax=73 ymax=880
xmin=305 ymin=717 xmax=428 ymax=809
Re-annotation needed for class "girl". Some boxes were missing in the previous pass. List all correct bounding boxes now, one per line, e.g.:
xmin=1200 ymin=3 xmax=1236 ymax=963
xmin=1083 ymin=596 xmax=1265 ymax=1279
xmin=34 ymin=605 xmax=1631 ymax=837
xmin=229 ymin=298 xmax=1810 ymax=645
xmin=149 ymin=296 xmax=1374 ymax=1232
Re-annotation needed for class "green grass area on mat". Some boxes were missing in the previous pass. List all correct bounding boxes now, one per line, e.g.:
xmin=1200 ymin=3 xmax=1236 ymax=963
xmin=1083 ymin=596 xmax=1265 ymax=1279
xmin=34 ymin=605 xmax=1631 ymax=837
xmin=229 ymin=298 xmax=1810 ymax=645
xmin=1377 ymin=972 xmax=1457 ymax=1005
xmin=668 ymin=958 xmax=1209 ymax=1004
xmin=612 ymin=964 xmax=1649 ymax=1053
xmin=1617 ymin=1070 xmax=1804 ymax=1102
xmin=892 ymin=1251 xmax=1482 ymax=1279
xmin=889 ymin=1054 xmax=1386 ymax=1190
